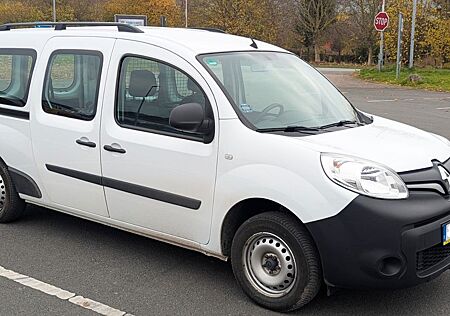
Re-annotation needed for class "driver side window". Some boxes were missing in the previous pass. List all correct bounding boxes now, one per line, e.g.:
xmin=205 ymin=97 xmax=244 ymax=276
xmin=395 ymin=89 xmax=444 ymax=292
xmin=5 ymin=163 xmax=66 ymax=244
xmin=115 ymin=56 xmax=207 ymax=136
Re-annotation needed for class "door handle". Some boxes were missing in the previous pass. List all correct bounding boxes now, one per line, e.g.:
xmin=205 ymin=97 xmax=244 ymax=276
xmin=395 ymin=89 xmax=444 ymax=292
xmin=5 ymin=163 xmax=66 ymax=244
xmin=103 ymin=144 xmax=126 ymax=154
xmin=76 ymin=138 xmax=96 ymax=148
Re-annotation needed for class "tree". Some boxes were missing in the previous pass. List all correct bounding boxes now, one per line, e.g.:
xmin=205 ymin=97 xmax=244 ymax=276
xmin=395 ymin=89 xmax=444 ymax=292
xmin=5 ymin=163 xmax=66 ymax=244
xmin=267 ymin=0 xmax=304 ymax=53
xmin=383 ymin=0 xmax=450 ymax=66
xmin=0 ymin=1 xmax=45 ymax=24
xmin=322 ymin=12 xmax=356 ymax=63
xmin=294 ymin=0 xmax=337 ymax=62
xmin=346 ymin=0 xmax=380 ymax=65
xmin=102 ymin=0 xmax=182 ymax=26
xmin=424 ymin=7 xmax=450 ymax=66
xmin=189 ymin=0 xmax=278 ymax=43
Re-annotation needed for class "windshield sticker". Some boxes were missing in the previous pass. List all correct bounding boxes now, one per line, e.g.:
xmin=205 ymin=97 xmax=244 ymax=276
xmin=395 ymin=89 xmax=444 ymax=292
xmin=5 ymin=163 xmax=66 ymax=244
xmin=206 ymin=59 xmax=218 ymax=66
xmin=240 ymin=104 xmax=253 ymax=113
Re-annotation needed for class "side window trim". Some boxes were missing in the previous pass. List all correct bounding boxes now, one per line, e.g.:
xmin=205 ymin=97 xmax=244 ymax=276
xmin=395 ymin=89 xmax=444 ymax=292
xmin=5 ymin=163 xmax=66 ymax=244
xmin=42 ymin=49 xmax=103 ymax=121
xmin=114 ymin=53 xmax=215 ymax=143
xmin=0 ymin=48 xmax=37 ymax=107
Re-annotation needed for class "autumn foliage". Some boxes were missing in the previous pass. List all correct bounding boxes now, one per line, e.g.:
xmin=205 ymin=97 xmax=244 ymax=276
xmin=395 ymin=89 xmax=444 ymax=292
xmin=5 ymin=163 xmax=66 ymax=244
xmin=384 ymin=0 xmax=450 ymax=67
xmin=102 ymin=0 xmax=182 ymax=26
xmin=0 ymin=0 xmax=448 ymax=67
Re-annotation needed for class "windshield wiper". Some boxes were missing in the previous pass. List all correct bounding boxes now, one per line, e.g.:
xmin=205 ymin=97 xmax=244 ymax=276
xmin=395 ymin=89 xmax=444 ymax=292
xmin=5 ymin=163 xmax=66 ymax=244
xmin=256 ymin=125 xmax=320 ymax=135
xmin=318 ymin=120 xmax=362 ymax=130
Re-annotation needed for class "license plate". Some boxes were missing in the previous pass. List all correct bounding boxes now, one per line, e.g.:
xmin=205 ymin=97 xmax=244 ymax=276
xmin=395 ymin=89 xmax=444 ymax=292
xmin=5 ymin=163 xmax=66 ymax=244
xmin=444 ymin=222 xmax=450 ymax=246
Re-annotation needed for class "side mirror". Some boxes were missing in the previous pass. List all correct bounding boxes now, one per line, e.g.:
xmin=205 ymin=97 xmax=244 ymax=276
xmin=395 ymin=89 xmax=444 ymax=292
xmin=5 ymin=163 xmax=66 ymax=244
xmin=169 ymin=103 xmax=212 ymax=134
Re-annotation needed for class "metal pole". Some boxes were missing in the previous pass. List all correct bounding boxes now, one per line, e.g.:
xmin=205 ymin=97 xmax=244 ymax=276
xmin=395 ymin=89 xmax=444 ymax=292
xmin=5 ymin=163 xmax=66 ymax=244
xmin=409 ymin=0 xmax=417 ymax=69
xmin=396 ymin=12 xmax=404 ymax=80
xmin=160 ymin=16 xmax=167 ymax=27
xmin=52 ymin=0 xmax=56 ymax=22
xmin=185 ymin=0 xmax=188 ymax=28
xmin=378 ymin=0 xmax=386 ymax=72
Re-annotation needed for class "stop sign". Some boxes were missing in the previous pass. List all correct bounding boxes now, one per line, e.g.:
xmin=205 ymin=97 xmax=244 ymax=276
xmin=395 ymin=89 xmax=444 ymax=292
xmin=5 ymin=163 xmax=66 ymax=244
xmin=374 ymin=11 xmax=390 ymax=32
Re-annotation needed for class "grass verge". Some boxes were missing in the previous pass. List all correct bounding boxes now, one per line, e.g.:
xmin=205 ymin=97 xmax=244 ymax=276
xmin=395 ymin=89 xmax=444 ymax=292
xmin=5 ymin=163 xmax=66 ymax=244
xmin=359 ymin=67 xmax=450 ymax=92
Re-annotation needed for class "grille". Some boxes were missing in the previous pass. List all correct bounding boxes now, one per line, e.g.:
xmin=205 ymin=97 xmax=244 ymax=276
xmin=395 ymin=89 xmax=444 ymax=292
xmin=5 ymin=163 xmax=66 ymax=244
xmin=416 ymin=243 xmax=450 ymax=272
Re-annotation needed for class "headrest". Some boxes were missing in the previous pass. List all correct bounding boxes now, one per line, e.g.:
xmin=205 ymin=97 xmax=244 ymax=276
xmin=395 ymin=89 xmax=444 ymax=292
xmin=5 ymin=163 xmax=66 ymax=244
xmin=129 ymin=70 xmax=157 ymax=97
xmin=187 ymin=78 xmax=201 ymax=94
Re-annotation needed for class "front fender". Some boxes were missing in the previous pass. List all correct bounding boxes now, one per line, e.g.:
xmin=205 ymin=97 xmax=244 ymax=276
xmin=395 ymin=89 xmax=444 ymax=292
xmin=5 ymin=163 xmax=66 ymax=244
xmin=215 ymin=163 xmax=356 ymax=225
xmin=202 ymin=119 xmax=358 ymax=255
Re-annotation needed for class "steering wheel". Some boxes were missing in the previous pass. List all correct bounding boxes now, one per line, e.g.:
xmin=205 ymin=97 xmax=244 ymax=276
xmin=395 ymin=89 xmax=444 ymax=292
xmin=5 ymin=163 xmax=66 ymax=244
xmin=254 ymin=103 xmax=285 ymax=123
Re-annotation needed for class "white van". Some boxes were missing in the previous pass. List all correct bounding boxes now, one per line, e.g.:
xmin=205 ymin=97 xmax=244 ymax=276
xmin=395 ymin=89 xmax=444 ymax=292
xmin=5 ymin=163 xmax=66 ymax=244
xmin=1 ymin=22 xmax=450 ymax=312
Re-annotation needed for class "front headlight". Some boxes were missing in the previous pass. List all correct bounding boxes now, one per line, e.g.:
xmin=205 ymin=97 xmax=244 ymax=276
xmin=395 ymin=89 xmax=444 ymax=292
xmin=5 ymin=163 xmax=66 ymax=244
xmin=321 ymin=153 xmax=408 ymax=199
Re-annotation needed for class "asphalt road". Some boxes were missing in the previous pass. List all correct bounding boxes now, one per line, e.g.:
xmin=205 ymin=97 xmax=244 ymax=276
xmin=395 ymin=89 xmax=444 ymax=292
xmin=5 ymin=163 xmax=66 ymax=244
xmin=1 ymin=71 xmax=450 ymax=315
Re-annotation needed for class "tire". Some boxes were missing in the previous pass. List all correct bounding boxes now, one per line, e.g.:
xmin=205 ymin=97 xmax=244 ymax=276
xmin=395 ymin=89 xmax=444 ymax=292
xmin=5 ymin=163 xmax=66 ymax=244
xmin=231 ymin=211 xmax=322 ymax=312
xmin=0 ymin=162 xmax=26 ymax=223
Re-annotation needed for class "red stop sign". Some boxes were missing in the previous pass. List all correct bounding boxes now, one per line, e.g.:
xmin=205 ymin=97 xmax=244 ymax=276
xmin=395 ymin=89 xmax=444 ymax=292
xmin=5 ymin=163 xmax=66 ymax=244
xmin=374 ymin=11 xmax=390 ymax=32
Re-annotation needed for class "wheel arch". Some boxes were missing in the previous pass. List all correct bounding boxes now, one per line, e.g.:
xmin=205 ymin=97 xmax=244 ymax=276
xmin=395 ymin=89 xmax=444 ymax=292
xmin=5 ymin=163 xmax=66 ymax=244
xmin=221 ymin=198 xmax=303 ymax=257
xmin=0 ymin=155 xmax=42 ymax=199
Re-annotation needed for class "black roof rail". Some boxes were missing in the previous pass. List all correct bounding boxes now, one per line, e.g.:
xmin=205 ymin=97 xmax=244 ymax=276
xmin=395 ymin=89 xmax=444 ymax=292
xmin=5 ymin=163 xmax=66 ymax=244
xmin=0 ymin=22 xmax=144 ymax=33
xmin=190 ymin=27 xmax=226 ymax=34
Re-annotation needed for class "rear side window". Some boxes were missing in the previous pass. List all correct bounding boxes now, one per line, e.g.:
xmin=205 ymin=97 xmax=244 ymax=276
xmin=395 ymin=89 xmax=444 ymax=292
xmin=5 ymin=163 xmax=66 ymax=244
xmin=0 ymin=49 xmax=36 ymax=107
xmin=51 ymin=54 xmax=75 ymax=90
xmin=116 ymin=55 xmax=208 ymax=138
xmin=42 ymin=50 xmax=103 ymax=121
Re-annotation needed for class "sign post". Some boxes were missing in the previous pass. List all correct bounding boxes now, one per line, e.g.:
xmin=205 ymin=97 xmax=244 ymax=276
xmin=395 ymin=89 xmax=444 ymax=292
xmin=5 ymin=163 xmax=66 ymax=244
xmin=409 ymin=0 xmax=417 ymax=69
xmin=185 ymin=0 xmax=188 ymax=28
xmin=160 ymin=16 xmax=167 ymax=27
xmin=396 ymin=13 xmax=404 ymax=80
xmin=52 ymin=0 xmax=56 ymax=22
xmin=375 ymin=1 xmax=389 ymax=71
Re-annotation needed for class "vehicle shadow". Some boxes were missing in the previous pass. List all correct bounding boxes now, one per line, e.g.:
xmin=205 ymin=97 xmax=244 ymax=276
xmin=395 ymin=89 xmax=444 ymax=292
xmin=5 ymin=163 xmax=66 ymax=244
xmin=6 ymin=205 xmax=449 ymax=315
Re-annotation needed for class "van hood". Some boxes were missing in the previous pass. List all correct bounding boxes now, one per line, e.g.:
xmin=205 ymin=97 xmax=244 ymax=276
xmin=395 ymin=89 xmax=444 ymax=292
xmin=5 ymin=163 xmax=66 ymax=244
xmin=300 ymin=116 xmax=450 ymax=173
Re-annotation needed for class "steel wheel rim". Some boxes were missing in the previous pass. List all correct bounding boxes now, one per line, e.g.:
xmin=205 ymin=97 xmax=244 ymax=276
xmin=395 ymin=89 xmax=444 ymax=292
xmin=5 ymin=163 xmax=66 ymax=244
xmin=242 ymin=232 xmax=297 ymax=298
xmin=0 ymin=174 xmax=6 ymax=211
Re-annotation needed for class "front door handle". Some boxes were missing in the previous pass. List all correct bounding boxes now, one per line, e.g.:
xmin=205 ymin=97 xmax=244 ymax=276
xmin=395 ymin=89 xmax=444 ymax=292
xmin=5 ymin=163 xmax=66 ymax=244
xmin=104 ymin=144 xmax=126 ymax=154
xmin=76 ymin=138 xmax=96 ymax=148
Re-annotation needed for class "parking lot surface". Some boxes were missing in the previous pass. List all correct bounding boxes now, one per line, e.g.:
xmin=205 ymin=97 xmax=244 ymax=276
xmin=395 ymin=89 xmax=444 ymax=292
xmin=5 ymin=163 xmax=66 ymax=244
xmin=1 ymin=70 xmax=450 ymax=315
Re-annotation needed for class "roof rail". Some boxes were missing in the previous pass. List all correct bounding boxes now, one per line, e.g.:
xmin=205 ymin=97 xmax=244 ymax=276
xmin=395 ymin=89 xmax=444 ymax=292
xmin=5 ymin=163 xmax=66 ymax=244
xmin=191 ymin=27 xmax=226 ymax=34
xmin=0 ymin=22 xmax=144 ymax=33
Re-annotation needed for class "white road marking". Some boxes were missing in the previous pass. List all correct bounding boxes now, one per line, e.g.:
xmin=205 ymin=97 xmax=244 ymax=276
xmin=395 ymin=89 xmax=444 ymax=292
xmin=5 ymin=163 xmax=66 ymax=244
xmin=424 ymin=97 xmax=450 ymax=100
xmin=367 ymin=99 xmax=397 ymax=103
xmin=367 ymin=96 xmax=450 ymax=104
xmin=0 ymin=265 xmax=133 ymax=316
xmin=437 ymin=107 xmax=450 ymax=110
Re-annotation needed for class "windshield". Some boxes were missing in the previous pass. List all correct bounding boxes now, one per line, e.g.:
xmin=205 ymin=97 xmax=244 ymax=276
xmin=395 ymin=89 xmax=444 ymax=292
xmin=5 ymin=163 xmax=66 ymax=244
xmin=200 ymin=52 xmax=359 ymax=130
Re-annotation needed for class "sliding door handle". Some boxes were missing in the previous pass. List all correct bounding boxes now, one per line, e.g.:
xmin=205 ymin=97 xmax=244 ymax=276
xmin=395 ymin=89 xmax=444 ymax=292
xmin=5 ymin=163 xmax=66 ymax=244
xmin=104 ymin=144 xmax=126 ymax=154
xmin=76 ymin=138 xmax=96 ymax=148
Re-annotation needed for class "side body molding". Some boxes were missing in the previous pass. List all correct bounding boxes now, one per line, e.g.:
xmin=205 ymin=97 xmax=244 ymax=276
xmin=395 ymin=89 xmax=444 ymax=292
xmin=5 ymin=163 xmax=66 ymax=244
xmin=45 ymin=164 xmax=201 ymax=210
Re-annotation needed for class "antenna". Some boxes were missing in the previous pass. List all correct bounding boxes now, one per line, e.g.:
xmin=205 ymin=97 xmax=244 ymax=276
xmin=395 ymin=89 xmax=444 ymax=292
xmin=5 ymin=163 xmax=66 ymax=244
xmin=250 ymin=38 xmax=258 ymax=49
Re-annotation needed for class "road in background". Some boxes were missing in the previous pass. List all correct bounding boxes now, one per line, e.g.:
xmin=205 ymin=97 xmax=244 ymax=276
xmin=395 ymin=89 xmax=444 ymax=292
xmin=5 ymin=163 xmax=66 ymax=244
xmin=320 ymin=68 xmax=450 ymax=138
xmin=1 ymin=71 xmax=450 ymax=315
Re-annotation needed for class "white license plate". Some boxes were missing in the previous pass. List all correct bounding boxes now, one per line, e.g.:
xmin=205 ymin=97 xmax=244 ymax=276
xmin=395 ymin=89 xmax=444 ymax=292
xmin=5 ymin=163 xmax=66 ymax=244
xmin=443 ymin=222 xmax=450 ymax=246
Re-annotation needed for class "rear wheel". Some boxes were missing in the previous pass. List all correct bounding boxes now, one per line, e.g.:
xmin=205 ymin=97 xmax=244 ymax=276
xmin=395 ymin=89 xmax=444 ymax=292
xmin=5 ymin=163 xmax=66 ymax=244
xmin=0 ymin=163 xmax=25 ymax=223
xmin=231 ymin=212 xmax=321 ymax=312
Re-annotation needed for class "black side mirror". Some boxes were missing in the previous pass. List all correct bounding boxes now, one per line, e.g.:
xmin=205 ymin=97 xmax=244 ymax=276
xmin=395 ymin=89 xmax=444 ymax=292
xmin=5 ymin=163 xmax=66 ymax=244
xmin=169 ymin=103 xmax=212 ymax=134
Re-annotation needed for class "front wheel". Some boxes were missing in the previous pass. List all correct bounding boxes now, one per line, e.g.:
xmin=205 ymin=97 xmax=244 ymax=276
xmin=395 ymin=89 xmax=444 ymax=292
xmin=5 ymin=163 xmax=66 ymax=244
xmin=231 ymin=212 xmax=322 ymax=312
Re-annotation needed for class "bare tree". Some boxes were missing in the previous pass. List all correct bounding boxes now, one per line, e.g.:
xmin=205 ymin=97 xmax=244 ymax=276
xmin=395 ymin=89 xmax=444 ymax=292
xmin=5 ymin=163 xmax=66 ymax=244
xmin=294 ymin=0 xmax=337 ymax=62
xmin=345 ymin=0 xmax=380 ymax=65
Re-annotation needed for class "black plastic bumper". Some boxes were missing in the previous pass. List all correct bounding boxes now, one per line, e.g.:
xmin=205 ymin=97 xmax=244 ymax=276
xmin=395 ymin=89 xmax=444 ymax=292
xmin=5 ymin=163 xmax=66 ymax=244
xmin=306 ymin=191 xmax=450 ymax=289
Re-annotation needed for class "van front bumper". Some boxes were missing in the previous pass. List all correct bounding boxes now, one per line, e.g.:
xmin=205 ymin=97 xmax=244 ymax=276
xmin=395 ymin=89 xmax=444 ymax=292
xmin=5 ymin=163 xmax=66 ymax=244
xmin=306 ymin=191 xmax=450 ymax=289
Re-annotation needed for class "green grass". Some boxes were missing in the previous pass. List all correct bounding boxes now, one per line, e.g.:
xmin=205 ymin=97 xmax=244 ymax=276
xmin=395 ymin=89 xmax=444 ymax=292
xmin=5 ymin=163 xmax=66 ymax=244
xmin=359 ymin=67 xmax=450 ymax=92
